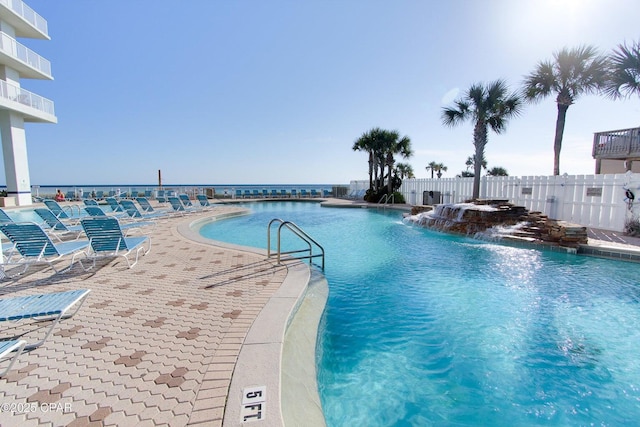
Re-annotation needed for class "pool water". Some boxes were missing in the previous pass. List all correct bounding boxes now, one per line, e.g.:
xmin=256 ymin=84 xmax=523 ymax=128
xmin=199 ymin=202 xmax=640 ymax=426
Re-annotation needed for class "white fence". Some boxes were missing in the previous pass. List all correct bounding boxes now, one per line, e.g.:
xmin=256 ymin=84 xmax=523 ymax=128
xmin=350 ymin=172 xmax=640 ymax=232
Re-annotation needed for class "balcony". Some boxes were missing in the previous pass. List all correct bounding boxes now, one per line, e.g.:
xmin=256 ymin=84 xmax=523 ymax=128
xmin=0 ymin=31 xmax=51 ymax=79
xmin=592 ymin=127 xmax=640 ymax=159
xmin=0 ymin=78 xmax=55 ymax=123
xmin=0 ymin=0 xmax=49 ymax=40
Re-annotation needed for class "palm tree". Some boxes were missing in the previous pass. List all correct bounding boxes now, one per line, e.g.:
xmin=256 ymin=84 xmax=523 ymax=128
xmin=380 ymin=130 xmax=412 ymax=195
xmin=395 ymin=162 xmax=414 ymax=179
xmin=442 ymin=80 xmax=522 ymax=199
xmin=353 ymin=128 xmax=384 ymax=193
xmin=523 ymin=45 xmax=608 ymax=175
xmin=426 ymin=161 xmax=438 ymax=179
xmin=465 ymin=155 xmax=487 ymax=172
xmin=353 ymin=128 xmax=412 ymax=198
xmin=435 ymin=164 xmax=447 ymax=178
xmin=426 ymin=161 xmax=448 ymax=179
xmin=605 ymin=39 xmax=640 ymax=99
xmin=487 ymin=166 xmax=508 ymax=176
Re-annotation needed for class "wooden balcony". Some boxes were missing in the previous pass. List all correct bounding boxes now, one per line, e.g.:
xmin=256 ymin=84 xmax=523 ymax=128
xmin=592 ymin=127 xmax=640 ymax=159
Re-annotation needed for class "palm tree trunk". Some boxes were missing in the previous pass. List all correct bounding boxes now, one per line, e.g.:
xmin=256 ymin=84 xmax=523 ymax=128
xmin=553 ymin=103 xmax=569 ymax=176
xmin=373 ymin=157 xmax=379 ymax=192
xmin=387 ymin=154 xmax=394 ymax=196
xmin=472 ymin=122 xmax=488 ymax=199
xmin=368 ymin=151 xmax=373 ymax=192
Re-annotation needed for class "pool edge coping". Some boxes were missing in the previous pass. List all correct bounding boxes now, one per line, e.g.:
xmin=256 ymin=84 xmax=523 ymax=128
xmin=177 ymin=211 xmax=326 ymax=427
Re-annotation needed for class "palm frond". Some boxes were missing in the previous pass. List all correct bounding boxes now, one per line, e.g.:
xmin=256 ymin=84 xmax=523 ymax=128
xmin=605 ymin=40 xmax=640 ymax=99
xmin=523 ymin=61 xmax=556 ymax=101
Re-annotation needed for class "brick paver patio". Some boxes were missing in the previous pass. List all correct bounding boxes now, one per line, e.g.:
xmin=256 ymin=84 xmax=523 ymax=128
xmin=0 ymin=205 xmax=289 ymax=426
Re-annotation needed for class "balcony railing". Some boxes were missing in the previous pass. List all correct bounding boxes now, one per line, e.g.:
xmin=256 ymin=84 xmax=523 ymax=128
xmin=592 ymin=127 xmax=640 ymax=159
xmin=0 ymin=31 xmax=51 ymax=77
xmin=0 ymin=0 xmax=48 ymax=36
xmin=0 ymin=78 xmax=54 ymax=116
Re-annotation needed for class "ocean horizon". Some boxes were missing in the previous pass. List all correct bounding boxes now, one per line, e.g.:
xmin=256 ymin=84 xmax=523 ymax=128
xmin=26 ymin=183 xmax=350 ymax=198
xmin=31 ymin=183 xmax=347 ymax=188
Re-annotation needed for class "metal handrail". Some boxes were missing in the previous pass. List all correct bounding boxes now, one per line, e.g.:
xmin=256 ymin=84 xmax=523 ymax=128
xmin=378 ymin=193 xmax=394 ymax=205
xmin=267 ymin=218 xmax=324 ymax=270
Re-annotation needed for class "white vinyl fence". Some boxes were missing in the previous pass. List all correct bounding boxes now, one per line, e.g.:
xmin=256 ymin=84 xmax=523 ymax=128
xmin=350 ymin=172 xmax=640 ymax=232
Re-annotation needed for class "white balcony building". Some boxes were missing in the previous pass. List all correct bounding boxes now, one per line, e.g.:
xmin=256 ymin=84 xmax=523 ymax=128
xmin=0 ymin=0 xmax=55 ymax=206
xmin=592 ymin=127 xmax=640 ymax=174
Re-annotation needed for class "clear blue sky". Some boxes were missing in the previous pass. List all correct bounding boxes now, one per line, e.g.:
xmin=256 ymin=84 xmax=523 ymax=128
xmin=11 ymin=0 xmax=640 ymax=185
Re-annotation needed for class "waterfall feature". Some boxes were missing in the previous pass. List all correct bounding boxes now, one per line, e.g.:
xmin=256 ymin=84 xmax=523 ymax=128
xmin=403 ymin=201 xmax=588 ymax=248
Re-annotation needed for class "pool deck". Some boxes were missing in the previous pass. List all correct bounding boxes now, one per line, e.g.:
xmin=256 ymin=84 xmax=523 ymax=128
xmin=0 ymin=202 xmax=312 ymax=427
xmin=1 ymin=199 xmax=640 ymax=427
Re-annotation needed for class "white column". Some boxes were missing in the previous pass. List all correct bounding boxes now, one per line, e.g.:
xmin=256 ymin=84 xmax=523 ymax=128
xmin=0 ymin=111 xmax=32 ymax=206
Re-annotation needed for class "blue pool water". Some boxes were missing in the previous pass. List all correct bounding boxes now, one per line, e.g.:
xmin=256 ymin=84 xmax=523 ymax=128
xmin=199 ymin=201 xmax=640 ymax=426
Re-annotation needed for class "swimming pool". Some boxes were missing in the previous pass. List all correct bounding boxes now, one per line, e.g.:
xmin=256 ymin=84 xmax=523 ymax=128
xmin=199 ymin=201 xmax=640 ymax=426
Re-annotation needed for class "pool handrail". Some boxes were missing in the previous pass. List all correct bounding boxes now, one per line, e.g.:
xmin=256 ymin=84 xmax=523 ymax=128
xmin=267 ymin=218 xmax=324 ymax=270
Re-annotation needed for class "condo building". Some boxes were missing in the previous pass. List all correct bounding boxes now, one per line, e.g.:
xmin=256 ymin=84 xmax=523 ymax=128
xmin=0 ymin=0 xmax=55 ymax=206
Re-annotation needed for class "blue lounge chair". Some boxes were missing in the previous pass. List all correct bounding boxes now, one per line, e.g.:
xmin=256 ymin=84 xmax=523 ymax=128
xmin=235 ymin=189 xmax=243 ymax=199
xmin=167 ymin=196 xmax=198 ymax=214
xmin=34 ymin=208 xmax=84 ymax=240
xmin=310 ymin=189 xmax=319 ymax=197
xmin=300 ymin=189 xmax=309 ymax=198
xmin=0 ymin=222 xmax=90 ymax=275
xmin=83 ymin=206 xmax=154 ymax=232
xmin=84 ymin=205 xmax=126 ymax=220
xmin=80 ymin=217 xmax=151 ymax=268
xmin=156 ymin=190 xmax=167 ymax=203
xmin=0 ymin=208 xmax=13 ymax=224
xmin=280 ymin=189 xmax=288 ymax=198
xmin=178 ymin=194 xmax=195 ymax=207
xmin=0 ymin=289 xmax=90 ymax=351
xmin=180 ymin=194 xmax=207 ymax=211
xmin=323 ymin=189 xmax=331 ymax=197
xmin=95 ymin=190 xmax=104 ymax=200
xmin=0 ymin=209 xmax=14 ymax=272
xmin=196 ymin=194 xmax=215 ymax=208
xmin=136 ymin=197 xmax=169 ymax=215
xmin=0 ymin=339 xmax=26 ymax=377
xmin=291 ymin=189 xmax=298 ymax=198
xmin=83 ymin=199 xmax=99 ymax=206
xmin=43 ymin=200 xmax=81 ymax=221
xmin=120 ymin=200 xmax=166 ymax=220
xmin=105 ymin=197 xmax=124 ymax=213
xmin=243 ymin=190 xmax=251 ymax=198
